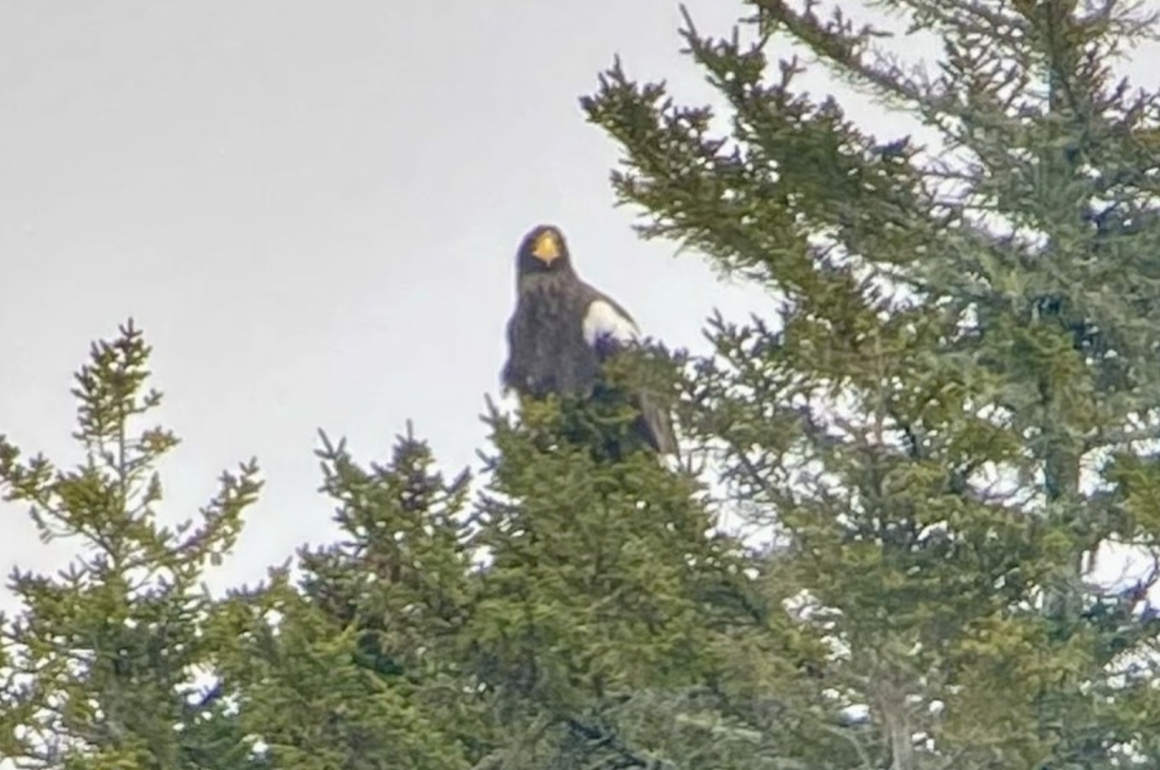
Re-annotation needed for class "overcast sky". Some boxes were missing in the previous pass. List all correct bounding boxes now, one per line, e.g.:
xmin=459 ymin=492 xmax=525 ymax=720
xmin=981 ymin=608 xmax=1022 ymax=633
xmin=2 ymin=1 xmax=1158 ymax=611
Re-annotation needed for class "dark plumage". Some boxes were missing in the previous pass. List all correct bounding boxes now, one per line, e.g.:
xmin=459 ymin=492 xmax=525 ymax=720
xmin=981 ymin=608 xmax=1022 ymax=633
xmin=502 ymin=224 xmax=677 ymax=455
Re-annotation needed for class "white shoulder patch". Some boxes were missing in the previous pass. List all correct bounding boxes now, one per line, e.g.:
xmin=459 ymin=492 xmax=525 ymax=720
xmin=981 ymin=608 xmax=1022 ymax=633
xmin=582 ymin=299 xmax=640 ymax=348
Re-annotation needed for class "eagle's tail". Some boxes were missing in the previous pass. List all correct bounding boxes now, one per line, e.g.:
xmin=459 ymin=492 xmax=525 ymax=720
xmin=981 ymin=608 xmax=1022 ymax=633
xmin=633 ymin=393 xmax=678 ymax=457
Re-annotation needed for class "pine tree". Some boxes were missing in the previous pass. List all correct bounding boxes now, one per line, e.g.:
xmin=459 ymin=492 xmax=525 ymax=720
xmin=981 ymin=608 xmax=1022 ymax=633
xmin=580 ymin=0 xmax=1160 ymax=767
xmin=11 ymin=3 xmax=1160 ymax=769
xmin=206 ymin=426 xmax=479 ymax=770
xmin=0 ymin=321 xmax=261 ymax=770
xmin=461 ymin=390 xmax=767 ymax=769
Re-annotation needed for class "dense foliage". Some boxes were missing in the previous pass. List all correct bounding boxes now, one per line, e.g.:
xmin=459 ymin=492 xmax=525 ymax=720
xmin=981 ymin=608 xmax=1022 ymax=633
xmin=5 ymin=0 xmax=1160 ymax=767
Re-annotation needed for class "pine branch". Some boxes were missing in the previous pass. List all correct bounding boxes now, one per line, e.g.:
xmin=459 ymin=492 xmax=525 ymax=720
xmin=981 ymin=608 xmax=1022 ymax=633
xmin=1085 ymin=422 xmax=1160 ymax=451
xmin=566 ymin=718 xmax=670 ymax=769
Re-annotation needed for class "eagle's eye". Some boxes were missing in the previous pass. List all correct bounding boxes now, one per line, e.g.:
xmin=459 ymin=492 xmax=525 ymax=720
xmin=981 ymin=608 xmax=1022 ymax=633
xmin=531 ymin=231 xmax=562 ymax=263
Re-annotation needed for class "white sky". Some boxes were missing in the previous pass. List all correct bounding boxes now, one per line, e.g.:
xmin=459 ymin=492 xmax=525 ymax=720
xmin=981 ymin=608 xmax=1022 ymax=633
xmin=1 ymin=1 xmax=1158 ymax=612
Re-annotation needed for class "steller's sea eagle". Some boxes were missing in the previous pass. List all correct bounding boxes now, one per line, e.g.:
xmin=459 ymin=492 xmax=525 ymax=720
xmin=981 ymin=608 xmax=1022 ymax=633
xmin=501 ymin=224 xmax=677 ymax=456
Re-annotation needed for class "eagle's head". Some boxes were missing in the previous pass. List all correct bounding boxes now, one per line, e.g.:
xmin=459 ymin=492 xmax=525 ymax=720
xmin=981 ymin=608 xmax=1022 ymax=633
xmin=516 ymin=224 xmax=572 ymax=275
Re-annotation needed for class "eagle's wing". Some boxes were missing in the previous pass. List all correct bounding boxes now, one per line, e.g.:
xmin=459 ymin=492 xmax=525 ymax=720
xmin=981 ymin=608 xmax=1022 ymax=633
xmin=500 ymin=311 xmax=522 ymax=394
xmin=633 ymin=392 xmax=678 ymax=455
xmin=582 ymin=298 xmax=641 ymax=358
xmin=582 ymin=295 xmax=678 ymax=456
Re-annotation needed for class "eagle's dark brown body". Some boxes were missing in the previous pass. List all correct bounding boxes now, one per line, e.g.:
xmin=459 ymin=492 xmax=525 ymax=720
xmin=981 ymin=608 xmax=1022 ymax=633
xmin=501 ymin=224 xmax=677 ymax=456
xmin=503 ymin=272 xmax=624 ymax=398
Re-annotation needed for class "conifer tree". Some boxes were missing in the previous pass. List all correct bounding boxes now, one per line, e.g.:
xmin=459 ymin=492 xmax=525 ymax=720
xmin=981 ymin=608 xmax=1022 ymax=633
xmin=461 ymin=387 xmax=772 ymax=769
xmin=0 ymin=321 xmax=261 ymax=770
xmin=579 ymin=0 xmax=1160 ymax=767
xmin=206 ymin=426 xmax=479 ymax=770
xmin=11 ymin=3 xmax=1160 ymax=769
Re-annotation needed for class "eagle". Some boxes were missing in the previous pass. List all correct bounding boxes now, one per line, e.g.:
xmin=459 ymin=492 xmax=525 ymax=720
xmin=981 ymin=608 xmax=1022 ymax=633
xmin=501 ymin=224 xmax=677 ymax=456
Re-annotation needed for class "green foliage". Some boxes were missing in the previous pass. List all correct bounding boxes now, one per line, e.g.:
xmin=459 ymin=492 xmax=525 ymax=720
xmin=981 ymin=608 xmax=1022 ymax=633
xmin=206 ymin=426 xmax=480 ymax=770
xmin=467 ymin=398 xmax=735 ymax=707
xmin=211 ymin=578 xmax=471 ymax=770
xmin=577 ymin=0 xmax=1160 ymax=766
xmin=0 ymin=321 xmax=260 ymax=769
xmin=8 ymin=2 xmax=1160 ymax=769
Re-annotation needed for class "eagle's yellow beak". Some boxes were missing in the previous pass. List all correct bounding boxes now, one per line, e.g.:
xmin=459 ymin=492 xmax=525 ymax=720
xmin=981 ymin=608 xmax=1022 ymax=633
xmin=531 ymin=231 xmax=561 ymax=263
